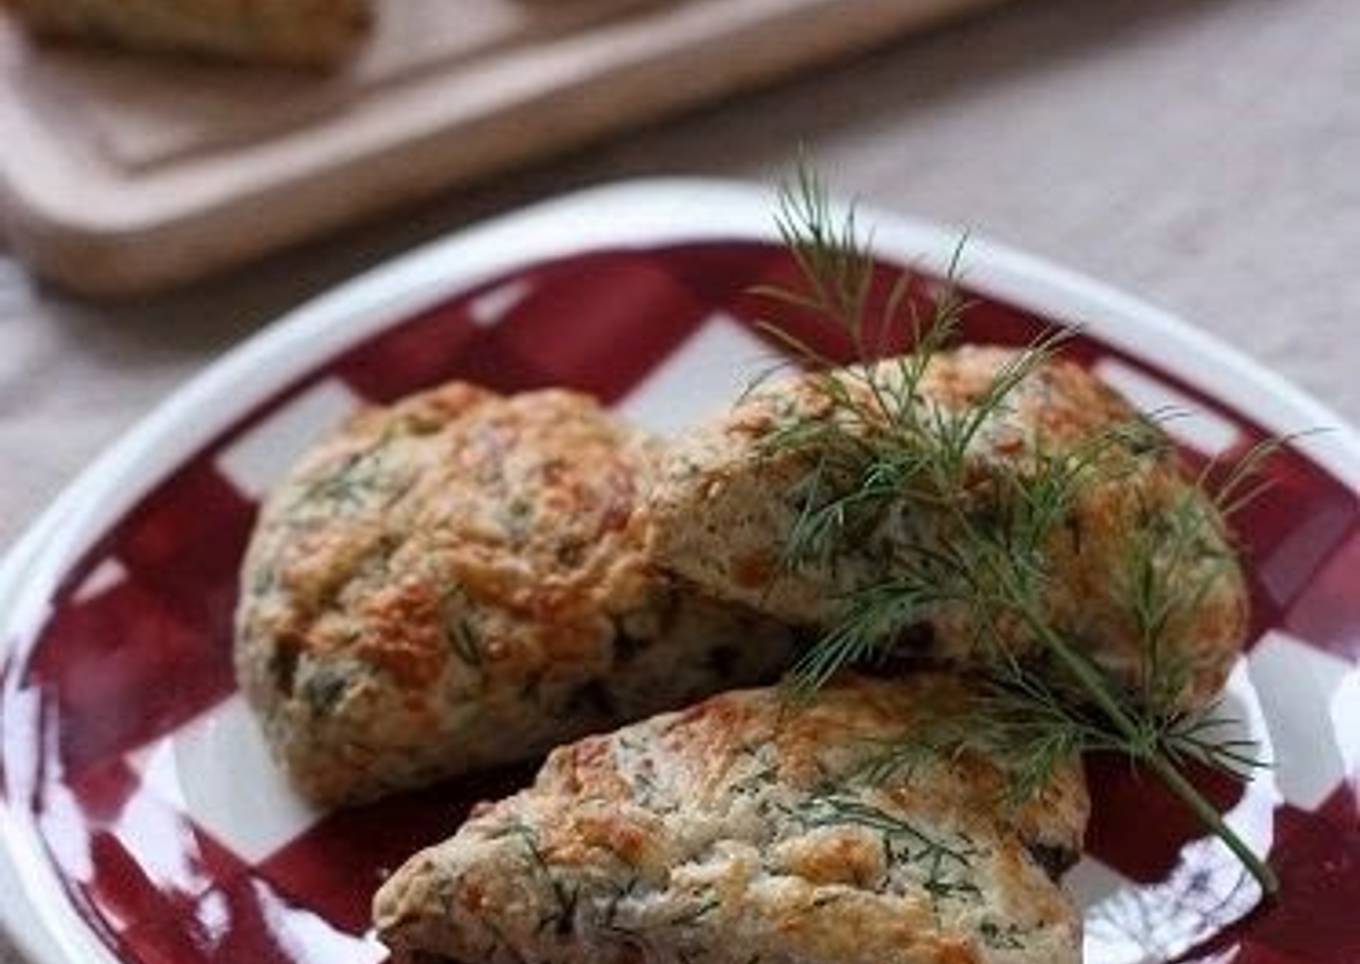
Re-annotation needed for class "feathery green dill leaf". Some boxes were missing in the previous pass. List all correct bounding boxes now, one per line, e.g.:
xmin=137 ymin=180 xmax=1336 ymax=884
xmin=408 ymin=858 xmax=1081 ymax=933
xmin=756 ymin=161 xmax=1281 ymax=895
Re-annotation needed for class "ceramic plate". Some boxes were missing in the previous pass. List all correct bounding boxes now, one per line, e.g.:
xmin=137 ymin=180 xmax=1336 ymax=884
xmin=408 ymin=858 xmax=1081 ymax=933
xmin=1 ymin=180 xmax=1357 ymax=964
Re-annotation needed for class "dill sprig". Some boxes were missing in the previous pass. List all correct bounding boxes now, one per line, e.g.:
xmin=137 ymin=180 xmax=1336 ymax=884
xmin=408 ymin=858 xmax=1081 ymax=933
xmin=754 ymin=164 xmax=1279 ymax=895
xmin=790 ymin=794 xmax=979 ymax=907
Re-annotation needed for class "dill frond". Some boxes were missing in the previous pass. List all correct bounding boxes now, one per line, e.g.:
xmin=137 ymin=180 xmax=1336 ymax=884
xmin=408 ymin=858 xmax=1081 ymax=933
xmin=755 ymin=161 xmax=1281 ymax=895
xmin=791 ymin=794 xmax=979 ymax=907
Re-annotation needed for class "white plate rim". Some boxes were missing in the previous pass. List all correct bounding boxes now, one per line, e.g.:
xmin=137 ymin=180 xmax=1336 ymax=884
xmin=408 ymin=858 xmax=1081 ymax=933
xmin=1 ymin=176 xmax=1357 ymax=964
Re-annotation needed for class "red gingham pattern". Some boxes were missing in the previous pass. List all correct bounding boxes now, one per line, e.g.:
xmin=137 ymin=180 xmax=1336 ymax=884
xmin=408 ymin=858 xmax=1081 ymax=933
xmin=1 ymin=243 xmax=1357 ymax=963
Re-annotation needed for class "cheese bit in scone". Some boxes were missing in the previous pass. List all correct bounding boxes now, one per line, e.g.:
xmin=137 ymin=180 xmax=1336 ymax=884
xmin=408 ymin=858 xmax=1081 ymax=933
xmin=235 ymin=383 xmax=795 ymax=805
xmin=373 ymin=674 xmax=1090 ymax=964
xmin=2 ymin=0 xmax=372 ymax=68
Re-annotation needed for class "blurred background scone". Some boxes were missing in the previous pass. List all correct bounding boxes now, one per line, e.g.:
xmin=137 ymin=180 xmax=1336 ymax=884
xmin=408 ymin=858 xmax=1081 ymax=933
xmin=2 ymin=0 xmax=372 ymax=67
xmin=236 ymin=382 xmax=795 ymax=806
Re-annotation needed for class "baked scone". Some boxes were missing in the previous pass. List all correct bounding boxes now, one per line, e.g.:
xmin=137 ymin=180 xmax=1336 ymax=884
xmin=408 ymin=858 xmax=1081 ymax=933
xmin=236 ymin=383 xmax=795 ymax=805
xmin=374 ymin=673 xmax=1090 ymax=964
xmin=647 ymin=346 xmax=1248 ymax=709
xmin=3 ymin=0 xmax=371 ymax=68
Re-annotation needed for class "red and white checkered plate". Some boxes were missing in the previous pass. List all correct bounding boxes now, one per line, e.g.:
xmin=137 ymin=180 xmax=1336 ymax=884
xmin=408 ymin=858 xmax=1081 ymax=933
xmin=1 ymin=181 xmax=1356 ymax=964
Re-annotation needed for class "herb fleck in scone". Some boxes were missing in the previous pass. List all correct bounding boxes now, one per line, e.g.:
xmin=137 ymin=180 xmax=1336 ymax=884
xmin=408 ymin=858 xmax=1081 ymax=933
xmin=236 ymin=383 xmax=794 ymax=805
xmin=374 ymin=673 xmax=1089 ymax=964
xmin=3 ymin=0 xmax=371 ymax=67
xmin=647 ymin=346 xmax=1248 ymax=709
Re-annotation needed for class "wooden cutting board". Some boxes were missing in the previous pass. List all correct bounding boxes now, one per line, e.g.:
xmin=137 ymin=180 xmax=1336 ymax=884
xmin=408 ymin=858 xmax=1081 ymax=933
xmin=0 ymin=0 xmax=1007 ymax=297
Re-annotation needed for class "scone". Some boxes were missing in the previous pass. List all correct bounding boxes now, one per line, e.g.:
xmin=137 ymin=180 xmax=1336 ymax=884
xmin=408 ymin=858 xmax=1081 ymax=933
xmin=374 ymin=673 xmax=1090 ymax=964
xmin=235 ymin=383 xmax=795 ymax=805
xmin=647 ymin=346 xmax=1248 ymax=709
xmin=3 ymin=0 xmax=371 ymax=68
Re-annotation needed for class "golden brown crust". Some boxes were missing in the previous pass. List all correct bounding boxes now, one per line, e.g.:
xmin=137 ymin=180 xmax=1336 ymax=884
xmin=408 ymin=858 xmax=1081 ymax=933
xmin=374 ymin=674 xmax=1089 ymax=964
xmin=236 ymin=383 xmax=794 ymax=805
xmin=647 ymin=346 xmax=1248 ymax=708
xmin=4 ymin=0 xmax=372 ymax=68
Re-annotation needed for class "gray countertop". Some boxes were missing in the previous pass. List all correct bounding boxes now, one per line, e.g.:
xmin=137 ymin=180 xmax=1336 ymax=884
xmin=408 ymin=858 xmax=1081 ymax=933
xmin=1 ymin=0 xmax=1356 ymax=959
